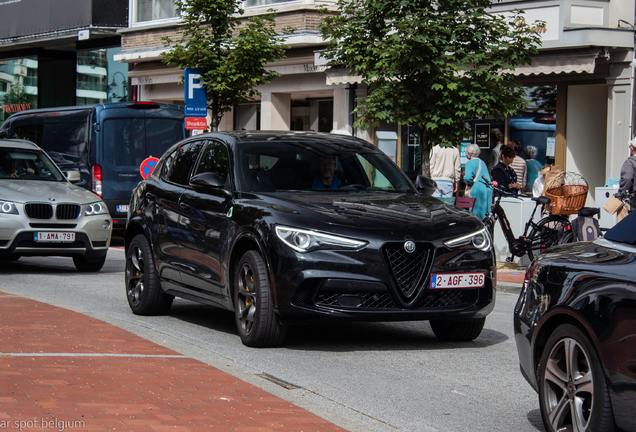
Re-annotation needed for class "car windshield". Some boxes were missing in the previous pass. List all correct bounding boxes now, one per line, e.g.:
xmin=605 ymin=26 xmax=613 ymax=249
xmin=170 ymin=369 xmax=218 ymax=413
xmin=235 ymin=141 xmax=415 ymax=193
xmin=0 ymin=147 xmax=65 ymax=182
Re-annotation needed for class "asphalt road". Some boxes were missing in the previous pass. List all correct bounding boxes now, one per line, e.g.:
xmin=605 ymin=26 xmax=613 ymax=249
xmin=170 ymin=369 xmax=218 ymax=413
xmin=0 ymin=244 xmax=545 ymax=432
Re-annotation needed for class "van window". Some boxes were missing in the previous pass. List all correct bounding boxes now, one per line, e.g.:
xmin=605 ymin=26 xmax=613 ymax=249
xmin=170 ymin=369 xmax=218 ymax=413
xmin=103 ymin=119 xmax=145 ymax=166
xmin=103 ymin=118 xmax=184 ymax=166
xmin=41 ymin=111 xmax=89 ymax=164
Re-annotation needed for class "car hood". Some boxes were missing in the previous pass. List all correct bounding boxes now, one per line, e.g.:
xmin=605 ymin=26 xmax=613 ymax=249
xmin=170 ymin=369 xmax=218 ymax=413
xmin=251 ymin=191 xmax=483 ymax=239
xmin=0 ymin=180 xmax=102 ymax=204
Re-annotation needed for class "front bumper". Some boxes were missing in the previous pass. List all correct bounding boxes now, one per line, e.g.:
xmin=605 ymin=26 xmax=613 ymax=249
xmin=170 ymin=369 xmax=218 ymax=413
xmin=0 ymin=207 xmax=112 ymax=259
xmin=268 ymin=240 xmax=497 ymax=324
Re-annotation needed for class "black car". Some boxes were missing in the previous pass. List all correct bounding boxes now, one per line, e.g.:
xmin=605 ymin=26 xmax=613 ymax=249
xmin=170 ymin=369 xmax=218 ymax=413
xmin=125 ymin=131 xmax=496 ymax=347
xmin=514 ymin=211 xmax=636 ymax=432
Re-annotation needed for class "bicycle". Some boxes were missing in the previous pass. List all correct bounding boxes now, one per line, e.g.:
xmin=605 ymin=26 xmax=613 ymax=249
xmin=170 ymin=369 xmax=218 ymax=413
xmin=481 ymin=176 xmax=570 ymax=262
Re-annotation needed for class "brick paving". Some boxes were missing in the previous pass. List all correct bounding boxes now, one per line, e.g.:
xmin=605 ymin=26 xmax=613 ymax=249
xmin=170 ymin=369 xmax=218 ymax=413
xmin=0 ymin=293 xmax=346 ymax=432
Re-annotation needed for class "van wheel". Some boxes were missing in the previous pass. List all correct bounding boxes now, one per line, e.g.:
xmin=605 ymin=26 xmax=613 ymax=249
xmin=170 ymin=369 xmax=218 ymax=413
xmin=73 ymin=254 xmax=106 ymax=272
xmin=126 ymin=234 xmax=173 ymax=315
xmin=234 ymin=250 xmax=287 ymax=347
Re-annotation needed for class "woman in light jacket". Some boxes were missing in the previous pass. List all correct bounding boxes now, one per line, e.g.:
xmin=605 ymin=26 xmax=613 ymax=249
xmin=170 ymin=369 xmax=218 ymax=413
xmin=463 ymin=144 xmax=492 ymax=219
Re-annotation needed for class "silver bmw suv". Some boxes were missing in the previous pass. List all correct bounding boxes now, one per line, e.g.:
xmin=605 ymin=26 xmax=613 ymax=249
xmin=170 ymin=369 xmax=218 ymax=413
xmin=0 ymin=139 xmax=112 ymax=271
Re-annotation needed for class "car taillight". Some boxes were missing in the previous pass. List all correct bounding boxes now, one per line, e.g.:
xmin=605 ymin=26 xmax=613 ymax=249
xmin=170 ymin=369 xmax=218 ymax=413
xmin=126 ymin=101 xmax=159 ymax=109
xmin=91 ymin=164 xmax=102 ymax=197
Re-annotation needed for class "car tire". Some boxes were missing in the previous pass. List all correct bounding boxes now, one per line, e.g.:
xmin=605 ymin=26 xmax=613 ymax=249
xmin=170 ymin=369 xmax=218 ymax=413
xmin=430 ymin=317 xmax=486 ymax=342
xmin=125 ymin=234 xmax=173 ymax=315
xmin=234 ymin=250 xmax=287 ymax=347
xmin=73 ymin=254 xmax=107 ymax=272
xmin=538 ymin=324 xmax=615 ymax=432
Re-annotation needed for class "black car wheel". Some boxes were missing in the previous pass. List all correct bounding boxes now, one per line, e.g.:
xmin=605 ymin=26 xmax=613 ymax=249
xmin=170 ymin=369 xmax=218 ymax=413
xmin=125 ymin=234 xmax=173 ymax=315
xmin=234 ymin=250 xmax=287 ymax=347
xmin=538 ymin=324 xmax=615 ymax=432
xmin=430 ymin=317 xmax=485 ymax=342
xmin=73 ymin=254 xmax=106 ymax=272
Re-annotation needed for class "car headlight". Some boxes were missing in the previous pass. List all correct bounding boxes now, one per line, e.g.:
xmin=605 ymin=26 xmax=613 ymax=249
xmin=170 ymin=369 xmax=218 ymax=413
xmin=85 ymin=202 xmax=109 ymax=216
xmin=275 ymin=225 xmax=368 ymax=253
xmin=444 ymin=228 xmax=492 ymax=251
xmin=0 ymin=200 xmax=18 ymax=215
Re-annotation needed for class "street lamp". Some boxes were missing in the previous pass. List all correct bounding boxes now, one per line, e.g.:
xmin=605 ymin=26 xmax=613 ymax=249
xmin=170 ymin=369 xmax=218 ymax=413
xmin=109 ymin=71 xmax=128 ymax=102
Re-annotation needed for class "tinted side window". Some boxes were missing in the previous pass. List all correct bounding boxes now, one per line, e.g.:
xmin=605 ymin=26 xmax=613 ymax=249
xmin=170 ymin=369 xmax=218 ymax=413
xmin=195 ymin=141 xmax=230 ymax=185
xmin=162 ymin=141 xmax=203 ymax=186
xmin=103 ymin=119 xmax=145 ymax=166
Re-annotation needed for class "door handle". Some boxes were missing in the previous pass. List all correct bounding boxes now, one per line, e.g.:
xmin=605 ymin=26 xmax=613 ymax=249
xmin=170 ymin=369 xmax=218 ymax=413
xmin=179 ymin=202 xmax=191 ymax=211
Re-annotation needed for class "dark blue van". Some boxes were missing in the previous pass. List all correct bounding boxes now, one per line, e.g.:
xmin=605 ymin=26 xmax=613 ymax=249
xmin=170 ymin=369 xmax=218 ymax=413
xmin=0 ymin=102 xmax=185 ymax=228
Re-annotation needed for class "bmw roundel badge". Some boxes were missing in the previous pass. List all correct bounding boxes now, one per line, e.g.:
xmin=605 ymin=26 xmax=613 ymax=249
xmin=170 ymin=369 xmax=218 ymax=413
xmin=49 ymin=197 xmax=55 ymax=201
xmin=404 ymin=240 xmax=416 ymax=253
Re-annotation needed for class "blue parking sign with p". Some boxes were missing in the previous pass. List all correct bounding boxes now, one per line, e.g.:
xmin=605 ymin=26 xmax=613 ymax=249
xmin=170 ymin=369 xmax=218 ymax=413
xmin=184 ymin=68 xmax=207 ymax=105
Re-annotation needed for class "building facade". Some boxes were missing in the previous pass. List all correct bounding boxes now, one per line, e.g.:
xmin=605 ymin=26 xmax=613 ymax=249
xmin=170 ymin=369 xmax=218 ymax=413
xmin=0 ymin=0 xmax=129 ymax=123
xmin=117 ymin=1 xmax=635 ymax=204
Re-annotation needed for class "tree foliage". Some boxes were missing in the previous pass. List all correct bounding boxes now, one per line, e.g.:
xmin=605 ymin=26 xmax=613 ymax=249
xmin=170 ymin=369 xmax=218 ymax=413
xmin=163 ymin=0 xmax=290 ymax=130
xmin=319 ymin=0 xmax=543 ymax=174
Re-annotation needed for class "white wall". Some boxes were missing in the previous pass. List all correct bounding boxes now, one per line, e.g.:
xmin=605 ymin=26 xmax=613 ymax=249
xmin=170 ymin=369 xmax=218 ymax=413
xmin=566 ymin=84 xmax=608 ymax=207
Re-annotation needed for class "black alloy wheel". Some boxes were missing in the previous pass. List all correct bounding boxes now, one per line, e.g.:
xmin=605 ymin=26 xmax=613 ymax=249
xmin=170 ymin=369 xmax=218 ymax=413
xmin=125 ymin=234 xmax=173 ymax=315
xmin=538 ymin=324 xmax=615 ymax=432
xmin=234 ymin=250 xmax=287 ymax=347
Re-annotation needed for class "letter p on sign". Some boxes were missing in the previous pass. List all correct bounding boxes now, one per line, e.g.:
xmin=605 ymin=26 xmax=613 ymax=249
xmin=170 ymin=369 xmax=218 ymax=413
xmin=184 ymin=68 xmax=207 ymax=106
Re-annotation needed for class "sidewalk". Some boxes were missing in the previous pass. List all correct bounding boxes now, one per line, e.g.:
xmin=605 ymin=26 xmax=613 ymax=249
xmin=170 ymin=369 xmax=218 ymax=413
xmin=0 ymin=292 xmax=346 ymax=432
xmin=496 ymin=266 xmax=526 ymax=294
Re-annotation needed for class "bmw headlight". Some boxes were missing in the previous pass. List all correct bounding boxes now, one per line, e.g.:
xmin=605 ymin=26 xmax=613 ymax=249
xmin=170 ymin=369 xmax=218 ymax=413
xmin=444 ymin=228 xmax=492 ymax=251
xmin=0 ymin=200 xmax=18 ymax=215
xmin=85 ymin=202 xmax=109 ymax=216
xmin=275 ymin=226 xmax=368 ymax=253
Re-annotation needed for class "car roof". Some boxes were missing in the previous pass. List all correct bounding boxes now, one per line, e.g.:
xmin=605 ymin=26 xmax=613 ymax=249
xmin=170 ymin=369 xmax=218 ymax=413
xmin=195 ymin=130 xmax=374 ymax=148
xmin=0 ymin=139 xmax=40 ymax=150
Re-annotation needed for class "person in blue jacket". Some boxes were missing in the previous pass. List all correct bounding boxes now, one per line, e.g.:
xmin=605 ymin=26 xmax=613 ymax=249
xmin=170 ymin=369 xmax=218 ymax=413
xmin=463 ymin=144 xmax=492 ymax=219
xmin=312 ymin=155 xmax=341 ymax=189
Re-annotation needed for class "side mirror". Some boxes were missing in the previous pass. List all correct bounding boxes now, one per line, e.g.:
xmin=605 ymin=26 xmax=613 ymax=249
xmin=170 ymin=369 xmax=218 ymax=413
xmin=415 ymin=175 xmax=438 ymax=196
xmin=189 ymin=172 xmax=225 ymax=192
xmin=65 ymin=171 xmax=81 ymax=183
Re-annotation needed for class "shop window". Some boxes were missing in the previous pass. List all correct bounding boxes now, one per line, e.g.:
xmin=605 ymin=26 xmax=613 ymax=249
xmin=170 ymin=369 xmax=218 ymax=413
xmin=76 ymin=47 xmax=128 ymax=105
xmin=133 ymin=0 xmax=179 ymax=24
xmin=0 ymin=57 xmax=38 ymax=123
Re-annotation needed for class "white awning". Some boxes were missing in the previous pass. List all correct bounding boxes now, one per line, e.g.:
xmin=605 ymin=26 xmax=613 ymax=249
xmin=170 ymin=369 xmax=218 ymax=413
xmin=325 ymin=68 xmax=363 ymax=86
xmin=511 ymin=51 xmax=599 ymax=76
xmin=325 ymin=51 xmax=599 ymax=85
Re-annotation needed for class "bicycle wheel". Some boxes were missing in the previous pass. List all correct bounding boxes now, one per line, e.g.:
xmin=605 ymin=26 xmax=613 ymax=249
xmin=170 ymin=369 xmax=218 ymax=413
xmin=527 ymin=216 xmax=568 ymax=262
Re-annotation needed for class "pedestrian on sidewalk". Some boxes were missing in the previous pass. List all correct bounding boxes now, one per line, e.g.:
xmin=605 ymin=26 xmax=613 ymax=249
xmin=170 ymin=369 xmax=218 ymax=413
xmin=430 ymin=142 xmax=460 ymax=197
xmin=508 ymin=139 xmax=527 ymax=192
xmin=463 ymin=144 xmax=492 ymax=219
xmin=491 ymin=145 xmax=522 ymax=193
xmin=487 ymin=128 xmax=504 ymax=173
xmin=618 ymin=137 xmax=636 ymax=210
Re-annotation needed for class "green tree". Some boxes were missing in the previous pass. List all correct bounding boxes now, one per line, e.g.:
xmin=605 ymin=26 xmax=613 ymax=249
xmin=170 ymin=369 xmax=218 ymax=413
xmin=320 ymin=0 xmax=543 ymax=175
xmin=162 ymin=0 xmax=289 ymax=130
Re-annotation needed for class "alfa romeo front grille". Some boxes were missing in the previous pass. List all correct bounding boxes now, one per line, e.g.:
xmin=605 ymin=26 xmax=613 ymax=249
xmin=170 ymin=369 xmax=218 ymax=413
xmin=25 ymin=203 xmax=53 ymax=219
xmin=384 ymin=243 xmax=432 ymax=299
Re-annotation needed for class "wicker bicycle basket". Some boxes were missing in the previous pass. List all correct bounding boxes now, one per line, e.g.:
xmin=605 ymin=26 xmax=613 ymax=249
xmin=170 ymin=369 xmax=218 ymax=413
xmin=545 ymin=184 xmax=589 ymax=215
